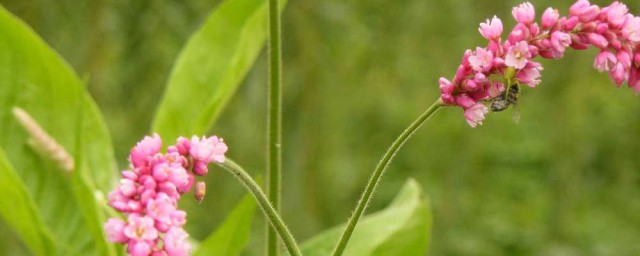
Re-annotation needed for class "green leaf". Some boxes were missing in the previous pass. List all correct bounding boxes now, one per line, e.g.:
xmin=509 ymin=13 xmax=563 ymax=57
xmin=0 ymin=149 xmax=55 ymax=256
xmin=152 ymin=0 xmax=286 ymax=139
xmin=68 ymin=84 xmax=119 ymax=255
xmin=0 ymin=5 xmax=117 ymax=255
xmin=301 ymin=179 xmax=432 ymax=256
xmin=194 ymin=194 xmax=257 ymax=256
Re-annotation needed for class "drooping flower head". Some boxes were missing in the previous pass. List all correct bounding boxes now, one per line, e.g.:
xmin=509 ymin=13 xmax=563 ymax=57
xmin=105 ymin=134 xmax=228 ymax=255
xmin=438 ymin=0 xmax=640 ymax=127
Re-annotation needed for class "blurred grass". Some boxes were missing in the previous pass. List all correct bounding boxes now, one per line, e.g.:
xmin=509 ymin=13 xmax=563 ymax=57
xmin=1 ymin=0 xmax=639 ymax=255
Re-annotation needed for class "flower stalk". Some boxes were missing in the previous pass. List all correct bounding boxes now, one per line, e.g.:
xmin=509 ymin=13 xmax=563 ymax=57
xmin=267 ymin=0 xmax=283 ymax=255
xmin=219 ymin=159 xmax=301 ymax=256
xmin=331 ymin=99 xmax=442 ymax=256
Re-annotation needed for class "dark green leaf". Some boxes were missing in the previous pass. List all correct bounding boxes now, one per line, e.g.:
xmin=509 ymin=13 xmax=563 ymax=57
xmin=301 ymin=179 xmax=432 ymax=256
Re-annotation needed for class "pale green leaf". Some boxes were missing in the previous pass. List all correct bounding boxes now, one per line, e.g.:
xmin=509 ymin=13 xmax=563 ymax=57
xmin=194 ymin=194 xmax=257 ymax=256
xmin=301 ymin=179 xmax=432 ymax=256
xmin=152 ymin=0 xmax=286 ymax=139
xmin=0 ymin=5 xmax=117 ymax=255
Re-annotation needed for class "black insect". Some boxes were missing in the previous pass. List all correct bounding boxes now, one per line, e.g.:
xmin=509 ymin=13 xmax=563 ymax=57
xmin=490 ymin=84 xmax=520 ymax=112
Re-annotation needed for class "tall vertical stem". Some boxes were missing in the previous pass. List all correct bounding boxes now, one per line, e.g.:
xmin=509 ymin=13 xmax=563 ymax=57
xmin=266 ymin=0 xmax=282 ymax=255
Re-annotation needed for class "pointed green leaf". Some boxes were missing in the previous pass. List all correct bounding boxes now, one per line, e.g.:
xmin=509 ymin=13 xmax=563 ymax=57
xmin=301 ymin=179 xmax=432 ymax=256
xmin=194 ymin=194 xmax=257 ymax=256
xmin=0 ymin=5 xmax=117 ymax=255
xmin=0 ymin=149 xmax=55 ymax=256
xmin=152 ymin=0 xmax=286 ymax=139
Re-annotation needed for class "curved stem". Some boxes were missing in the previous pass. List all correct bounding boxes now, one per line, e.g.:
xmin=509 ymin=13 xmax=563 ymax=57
xmin=219 ymin=159 xmax=301 ymax=256
xmin=267 ymin=0 xmax=283 ymax=255
xmin=331 ymin=99 xmax=442 ymax=256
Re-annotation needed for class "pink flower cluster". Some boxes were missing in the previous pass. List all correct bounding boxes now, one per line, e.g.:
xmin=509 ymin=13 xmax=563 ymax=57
xmin=439 ymin=0 xmax=640 ymax=127
xmin=104 ymin=134 xmax=228 ymax=256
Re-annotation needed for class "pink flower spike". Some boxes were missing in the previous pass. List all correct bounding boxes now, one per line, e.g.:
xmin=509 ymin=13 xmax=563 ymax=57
xmin=512 ymin=2 xmax=535 ymax=24
xmin=594 ymin=51 xmax=617 ymax=72
xmin=505 ymin=41 xmax=530 ymax=69
xmin=124 ymin=214 xmax=158 ymax=241
xmin=464 ymin=103 xmax=488 ymax=128
xmin=479 ymin=16 xmax=503 ymax=40
xmin=164 ymin=227 xmax=191 ymax=256
xmin=541 ymin=8 xmax=559 ymax=29
xmin=104 ymin=218 xmax=128 ymax=243
xmin=468 ymin=47 xmax=494 ymax=72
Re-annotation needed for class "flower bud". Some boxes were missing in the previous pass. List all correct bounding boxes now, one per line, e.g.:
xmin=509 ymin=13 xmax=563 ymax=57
xmin=594 ymin=51 xmax=617 ymax=72
xmin=541 ymin=8 xmax=559 ymax=29
xmin=195 ymin=181 xmax=206 ymax=203
xmin=587 ymin=33 xmax=609 ymax=49
xmin=479 ymin=16 xmax=503 ymax=40
xmin=512 ymin=2 xmax=535 ymax=24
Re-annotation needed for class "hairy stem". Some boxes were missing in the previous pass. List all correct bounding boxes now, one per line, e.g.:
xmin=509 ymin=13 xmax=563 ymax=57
xmin=219 ymin=159 xmax=301 ymax=256
xmin=267 ymin=0 xmax=283 ymax=255
xmin=331 ymin=99 xmax=442 ymax=256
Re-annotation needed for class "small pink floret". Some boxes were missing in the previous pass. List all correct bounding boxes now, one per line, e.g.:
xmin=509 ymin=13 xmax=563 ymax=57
xmin=124 ymin=215 xmax=158 ymax=241
xmin=479 ymin=16 xmax=503 ymax=40
xmin=104 ymin=218 xmax=128 ymax=243
xmin=512 ymin=2 xmax=535 ymax=24
xmin=505 ymin=41 xmax=530 ymax=69
xmin=164 ymin=227 xmax=191 ymax=256
xmin=464 ymin=103 xmax=488 ymax=128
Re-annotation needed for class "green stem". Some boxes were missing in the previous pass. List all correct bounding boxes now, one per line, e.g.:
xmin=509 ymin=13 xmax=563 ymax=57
xmin=219 ymin=159 xmax=301 ymax=256
xmin=267 ymin=0 xmax=283 ymax=255
xmin=331 ymin=99 xmax=442 ymax=256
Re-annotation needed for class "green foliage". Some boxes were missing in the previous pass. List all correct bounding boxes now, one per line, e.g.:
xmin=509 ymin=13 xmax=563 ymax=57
xmin=0 ymin=149 xmax=54 ymax=256
xmin=194 ymin=195 xmax=257 ymax=256
xmin=302 ymin=179 xmax=431 ymax=256
xmin=152 ymin=0 xmax=273 ymax=139
xmin=0 ymin=5 xmax=116 ymax=255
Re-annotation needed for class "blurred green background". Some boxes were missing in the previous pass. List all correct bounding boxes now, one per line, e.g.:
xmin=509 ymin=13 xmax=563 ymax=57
xmin=1 ymin=0 xmax=640 ymax=255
